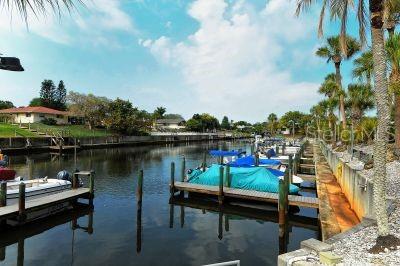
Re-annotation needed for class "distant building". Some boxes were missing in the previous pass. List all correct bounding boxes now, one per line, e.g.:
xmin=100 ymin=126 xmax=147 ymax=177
xmin=0 ymin=106 xmax=69 ymax=124
xmin=281 ymin=127 xmax=290 ymax=135
xmin=155 ymin=118 xmax=185 ymax=131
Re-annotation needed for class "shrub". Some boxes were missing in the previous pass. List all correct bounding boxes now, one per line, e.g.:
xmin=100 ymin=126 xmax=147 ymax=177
xmin=42 ymin=118 xmax=57 ymax=125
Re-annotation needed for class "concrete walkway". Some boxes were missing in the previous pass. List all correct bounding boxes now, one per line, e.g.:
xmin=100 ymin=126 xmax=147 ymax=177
xmin=314 ymin=144 xmax=360 ymax=241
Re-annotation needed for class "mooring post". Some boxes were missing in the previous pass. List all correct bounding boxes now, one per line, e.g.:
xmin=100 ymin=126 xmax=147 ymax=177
xmin=18 ymin=183 xmax=26 ymax=223
xmin=137 ymin=170 xmax=143 ymax=204
xmin=0 ymin=182 xmax=6 ymax=207
xmin=89 ymin=171 xmax=95 ymax=203
xmin=226 ymin=165 xmax=231 ymax=187
xmin=17 ymin=238 xmax=24 ymax=266
xmin=181 ymin=156 xmax=186 ymax=182
xmin=278 ymin=179 xmax=285 ymax=238
xmin=73 ymin=172 xmax=78 ymax=189
xmin=276 ymin=145 xmax=280 ymax=155
xmin=202 ymin=152 xmax=207 ymax=171
xmin=88 ymin=210 xmax=94 ymax=234
xmin=170 ymin=162 xmax=175 ymax=196
xmin=255 ymin=153 xmax=260 ymax=167
xmin=218 ymin=210 xmax=223 ymax=240
xmin=169 ymin=203 xmax=174 ymax=229
xmin=180 ymin=206 xmax=185 ymax=228
xmin=218 ymin=166 xmax=224 ymax=205
xmin=282 ymin=142 xmax=286 ymax=155
xmin=224 ymin=214 xmax=230 ymax=232
xmin=288 ymin=154 xmax=293 ymax=184
xmin=284 ymin=168 xmax=290 ymax=216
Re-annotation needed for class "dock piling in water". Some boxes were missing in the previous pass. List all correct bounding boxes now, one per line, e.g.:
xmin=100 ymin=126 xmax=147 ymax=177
xmin=18 ymin=183 xmax=26 ymax=222
xmin=170 ymin=162 xmax=175 ymax=196
xmin=219 ymin=166 xmax=224 ymax=204
xmin=137 ymin=170 xmax=143 ymax=204
xmin=181 ymin=156 xmax=186 ymax=182
xmin=0 ymin=182 xmax=6 ymax=207
xmin=226 ymin=165 xmax=231 ymax=187
xmin=288 ymin=154 xmax=293 ymax=184
xmin=202 ymin=152 xmax=207 ymax=171
xmin=278 ymin=179 xmax=286 ymax=237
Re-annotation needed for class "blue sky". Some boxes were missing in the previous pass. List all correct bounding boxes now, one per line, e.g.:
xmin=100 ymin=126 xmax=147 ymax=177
xmin=0 ymin=0 xmax=367 ymax=122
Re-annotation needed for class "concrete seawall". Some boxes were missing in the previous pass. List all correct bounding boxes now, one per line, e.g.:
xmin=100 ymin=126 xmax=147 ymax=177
xmin=0 ymin=134 xmax=249 ymax=155
xmin=318 ymin=141 xmax=374 ymax=220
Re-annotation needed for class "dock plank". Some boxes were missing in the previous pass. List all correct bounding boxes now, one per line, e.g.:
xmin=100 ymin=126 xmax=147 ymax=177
xmin=173 ymin=182 xmax=318 ymax=209
xmin=0 ymin=188 xmax=90 ymax=219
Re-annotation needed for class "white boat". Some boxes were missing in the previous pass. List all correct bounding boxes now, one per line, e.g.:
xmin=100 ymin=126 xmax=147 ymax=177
xmin=6 ymin=177 xmax=72 ymax=205
xmin=277 ymin=165 xmax=304 ymax=184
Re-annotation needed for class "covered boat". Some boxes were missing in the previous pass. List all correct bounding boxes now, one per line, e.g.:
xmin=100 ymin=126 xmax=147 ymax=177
xmin=188 ymin=164 xmax=299 ymax=194
xmin=228 ymin=155 xmax=281 ymax=169
xmin=0 ymin=168 xmax=16 ymax=181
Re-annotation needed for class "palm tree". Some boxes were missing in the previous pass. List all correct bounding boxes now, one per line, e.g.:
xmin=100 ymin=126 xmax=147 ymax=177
xmin=346 ymin=83 xmax=375 ymax=127
xmin=296 ymin=0 xmax=395 ymax=248
xmin=267 ymin=113 xmax=278 ymax=135
xmin=384 ymin=0 xmax=400 ymax=36
xmin=310 ymin=101 xmax=328 ymax=139
xmin=353 ymin=51 xmax=374 ymax=85
xmin=316 ymin=35 xmax=361 ymax=129
xmin=1 ymin=0 xmax=83 ymax=20
xmin=386 ymin=33 xmax=400 ymax=155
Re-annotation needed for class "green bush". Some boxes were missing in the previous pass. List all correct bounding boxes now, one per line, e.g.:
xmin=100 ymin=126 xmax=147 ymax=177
xmin=42 ymin=118 xmax=57 ymax=125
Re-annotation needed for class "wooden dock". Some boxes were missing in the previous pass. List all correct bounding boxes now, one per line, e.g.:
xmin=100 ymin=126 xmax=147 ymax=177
xmin=173 ymin=181 xmax=319 ymax=209
xmin=0 ymin=188 xmax=90 ymax=220
xmin=0 ymin=171 xmax=94 ymax=226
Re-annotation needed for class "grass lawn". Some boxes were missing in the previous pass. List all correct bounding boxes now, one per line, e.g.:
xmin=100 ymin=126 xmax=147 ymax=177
xmin=0 ymin=123 xmax=38 ymax=137
xmin=32 ymin=123 xmax=113 ymax=137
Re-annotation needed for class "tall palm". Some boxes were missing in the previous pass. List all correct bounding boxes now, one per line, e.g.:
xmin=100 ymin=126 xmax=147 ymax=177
xmin=346 ymin=83 xmax=375 ymax=127
xmin=310 ymin=101 xmax=328 ymax=139
xmin=316 ymin=35 xmax=361 ymax=129
xmin=386 ymin=33 xmax=400 ymax=155
xmin=0 ymin=0 xmax=83 ymax=20
xmin=267 ymin=113 xmax=278 ymax=135
xmin=296 ymin=0 xmax=394 ymax=245
xmin=384 ymin=0 xmax=400 ymax=36
xmin=353 ymin=51 xmax=374 ymax=85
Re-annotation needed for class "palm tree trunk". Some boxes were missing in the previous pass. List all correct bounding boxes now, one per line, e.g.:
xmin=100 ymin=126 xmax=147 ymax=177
xmin=370 ymin=0 xmax=390 ymax=236
xmin=395 ymin=94 xmax=400 ymax=155
xmin=334 ymin=62 xmax=347 ymax=129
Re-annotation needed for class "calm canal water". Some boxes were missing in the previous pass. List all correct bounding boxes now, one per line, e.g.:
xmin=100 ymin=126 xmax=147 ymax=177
xmin=1 ymin=141 xmax=318 ymax=266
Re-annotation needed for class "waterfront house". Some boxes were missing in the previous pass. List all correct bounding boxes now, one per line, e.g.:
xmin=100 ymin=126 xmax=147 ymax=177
xmin=0 ymin=106 xmax=69 ymax=124
xmin=155 ymin=118 xmax=185 ymax=131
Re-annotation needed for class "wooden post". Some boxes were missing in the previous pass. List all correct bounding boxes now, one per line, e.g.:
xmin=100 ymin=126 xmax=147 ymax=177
xmin=224 ymin=214 xmax=230 ymax=232
xmin=88 ymin=210 xmax=94 ymax=234
xmin=284 ymin=168 xmax=290 ymax=216
xmin=18 ymin=183 xmax=26 ymax=223
xmin=218 ymin=210 xmax=223 ymax=240
xmin=278 ymin=179 xmax=285 ymax=238
xmin=288 ymin=154 xmax=293 ymax=184
xmin=73 ymin=172 xmax=78 ymax=189
xmin=137 ymin=170 xmax=143 ymax=204
xmin=17 ymin=238 xmax=24 ymax=266
xmin=225 ymin=165 xmax=231 ymax=187
xmin=0 ymin=182 xmax=6 ymax=207
xmin=255 ymin=153 xmax=259 ymax=167
xmin=251 ymin=144 xmax=254 ymax=155
xmin=181 ymin=157 xmax=186 ymax=182
xmin=169 ymin=203 xmax=174 ymax=228
xmin=202 ymin=152 xmax=207 ymax=171
xmin=282 ymin=142 xmax=286 ymax=155
xmin=276 ymin=145 xmax=280 ymax=155
xmin=170 ymin=162 xmax=175 ymax=196
xmin=218 ymin=166 xmax=224 ymax=204
xmin=219 ymin=156 xmax=223 ymax=165
xmin=180 ymin=206 xmax=185 ymax=228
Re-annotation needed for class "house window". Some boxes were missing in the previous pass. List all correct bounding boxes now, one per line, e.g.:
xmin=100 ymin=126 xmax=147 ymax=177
xmin=39 ymin=114 xmax=45 ymax=118
xmin=25 ymin=113 xmax=31 ymax=117
xmin=56 ymin=115 xmax=63 ymax=118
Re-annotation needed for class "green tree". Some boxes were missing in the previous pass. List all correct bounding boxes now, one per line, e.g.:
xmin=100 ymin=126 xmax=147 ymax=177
xmin=54 ymin=80 xmax=67 ymax=110
xmin=353 ymin=51 xmax=374 ymax=85
xmin=346 ymin=83 xmax=375 ymax=127
xmin=221 ymin=116 xmax=230 ymax=130
xmin=0 ymin=100 xmax=14 ymax=110
xmin=29 ymin=97 xmax=43 ymax=107
xmin=153 ymin=107 xmax=166 ymax=120
xmin=68 ymin=91 xmax=110 ymax=130
xmin=297 ymin=0 xmax=395 ymax=247
xmin=316 ymin=35 xmax=361 ymax=129
xmin=267 ymin=113 xmax=278 ymax=135
xmin=164 ymin=114 xmax=184 ymax=120
xmin=40 ymin=79 xmax=56 ymax=108
xmin=186 ymin=113 xmax=219 ymax=132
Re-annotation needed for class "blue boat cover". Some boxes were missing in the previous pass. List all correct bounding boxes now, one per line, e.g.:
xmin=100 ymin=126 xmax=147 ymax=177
xmin=209 ymin=150 xmax=242 ymax=157
xmin=188 ymin=164 xmax=299 ymax=194
xmin=228 ymin=155 xmax=281 ymax=167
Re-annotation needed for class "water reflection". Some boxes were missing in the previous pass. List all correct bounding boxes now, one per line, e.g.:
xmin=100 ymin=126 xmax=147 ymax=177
xmin=169 ymin=195 xmax=319 ymax=254
xmin=0 ymin=204 xmax=93 ymax=265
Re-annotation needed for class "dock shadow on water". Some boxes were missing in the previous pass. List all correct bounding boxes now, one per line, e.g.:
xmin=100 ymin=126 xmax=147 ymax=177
xmin=2 ymin=141 xmax=319 ymax=266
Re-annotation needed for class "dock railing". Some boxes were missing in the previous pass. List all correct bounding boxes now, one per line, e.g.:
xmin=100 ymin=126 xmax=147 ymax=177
xmin=318 ymin=140 xmax=374 ymax=220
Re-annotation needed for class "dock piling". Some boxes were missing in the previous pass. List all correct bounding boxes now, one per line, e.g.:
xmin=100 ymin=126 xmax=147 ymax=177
xmin=288 ymin=154 xmax=293 ymax=184
xmin=218 ymin=166 xmax=224 ymax=205
xmin=170 ymin=162 xmax=175 ymax=196
xmin=278 ymin=179 xmax=286 ymax=238
xmin=255 ymin=153 xmax=260 ymax=166
xmin=0 ymin=182 xmax=6 ymax=207
xmin=181 ymin=156 xmax=186 ymax=182
xmin=18 ymin=183 xmax=26 ymax=222
xmin=226 ymin=165 xmax=231 ymax=187
xmin=202 ymin=152 xmax=207 ymax=171
xmin=137 ymin=170 xmax=143 ymax=204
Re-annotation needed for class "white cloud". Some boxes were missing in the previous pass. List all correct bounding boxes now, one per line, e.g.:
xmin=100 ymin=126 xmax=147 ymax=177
xmin=141 ymin=0 xmax=320 ymax=122
xmin=0 ymin=0 xmax=134 ymax=46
